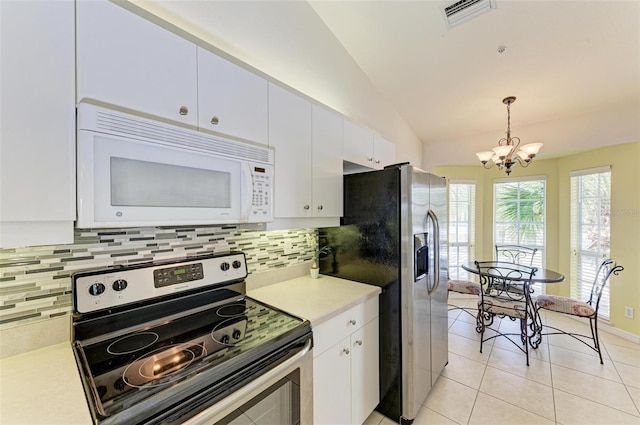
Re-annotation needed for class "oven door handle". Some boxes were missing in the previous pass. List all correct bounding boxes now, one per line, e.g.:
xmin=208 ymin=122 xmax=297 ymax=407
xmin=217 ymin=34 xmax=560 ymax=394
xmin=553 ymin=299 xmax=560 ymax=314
xmin=182 ymin=338 xmax=312 ymax=425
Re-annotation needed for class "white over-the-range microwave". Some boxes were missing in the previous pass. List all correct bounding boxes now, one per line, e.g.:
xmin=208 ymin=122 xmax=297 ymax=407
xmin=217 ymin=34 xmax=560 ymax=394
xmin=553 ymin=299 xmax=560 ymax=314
xmin=76 ymin=103 xmax=274 ymax=228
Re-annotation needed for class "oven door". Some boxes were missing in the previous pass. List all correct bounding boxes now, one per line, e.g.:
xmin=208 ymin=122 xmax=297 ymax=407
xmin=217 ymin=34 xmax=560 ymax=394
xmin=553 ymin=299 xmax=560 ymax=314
xmin=182 ymin=339 xmax=313 ymax=425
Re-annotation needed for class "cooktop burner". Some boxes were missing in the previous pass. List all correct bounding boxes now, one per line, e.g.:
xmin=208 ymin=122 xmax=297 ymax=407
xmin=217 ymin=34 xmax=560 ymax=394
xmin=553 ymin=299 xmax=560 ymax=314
xmin=71 ymin=253 xmax=312 ymax=425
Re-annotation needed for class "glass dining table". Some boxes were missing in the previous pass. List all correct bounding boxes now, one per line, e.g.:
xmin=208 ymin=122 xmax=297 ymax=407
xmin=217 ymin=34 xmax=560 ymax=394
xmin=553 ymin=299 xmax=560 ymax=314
xmin=461 ymin=261 xmax=565 ymax=348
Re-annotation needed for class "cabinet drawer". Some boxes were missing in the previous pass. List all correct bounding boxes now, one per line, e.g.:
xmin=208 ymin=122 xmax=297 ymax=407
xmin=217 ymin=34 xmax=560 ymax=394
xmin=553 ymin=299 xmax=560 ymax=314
xmin=313 ymin=296 xmax=378 ymax=357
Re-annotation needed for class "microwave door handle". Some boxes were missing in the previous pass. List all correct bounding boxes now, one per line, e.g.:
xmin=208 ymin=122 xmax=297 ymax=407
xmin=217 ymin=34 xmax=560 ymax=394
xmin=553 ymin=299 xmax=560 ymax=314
xmin=240 ymin=163 xmax=253 ymax=221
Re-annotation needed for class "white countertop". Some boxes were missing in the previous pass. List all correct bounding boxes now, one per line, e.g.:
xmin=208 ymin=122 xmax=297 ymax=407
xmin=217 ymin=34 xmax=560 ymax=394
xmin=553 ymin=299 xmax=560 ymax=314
xmin=0 ymin=342 xmax=92 ymax=425
xmin=0 ymin=275 xmax=379 ymax=425
xmin=248 ymin=274 xmax=381 ymax=325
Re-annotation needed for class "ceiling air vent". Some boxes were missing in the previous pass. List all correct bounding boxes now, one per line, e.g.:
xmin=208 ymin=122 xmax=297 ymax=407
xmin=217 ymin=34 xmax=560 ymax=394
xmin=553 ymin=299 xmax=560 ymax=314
xmin=442 ymin=0 xmax=496 ymax=28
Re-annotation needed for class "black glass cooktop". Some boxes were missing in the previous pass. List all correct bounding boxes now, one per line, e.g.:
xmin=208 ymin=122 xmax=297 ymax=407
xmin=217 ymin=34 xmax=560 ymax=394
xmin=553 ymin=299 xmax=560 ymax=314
xmin=74 ymin=295 xmax=309 ymax=422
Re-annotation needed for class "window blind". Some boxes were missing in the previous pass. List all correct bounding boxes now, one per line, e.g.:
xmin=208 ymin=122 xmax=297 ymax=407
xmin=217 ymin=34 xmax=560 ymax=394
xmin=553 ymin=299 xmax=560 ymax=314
xmin=570 ymin=168 xmax=611 ymax=319
xmin=448 ymin=181 xmax=476 ymax=280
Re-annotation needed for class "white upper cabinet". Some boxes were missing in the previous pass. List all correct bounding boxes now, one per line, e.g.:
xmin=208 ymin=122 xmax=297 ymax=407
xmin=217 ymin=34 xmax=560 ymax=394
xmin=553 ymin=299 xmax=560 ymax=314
xmin=268 ymin=85 xmax=344 ymax=222
xmin=197 ymin=48 xmax=268 ymax=144
xmin=373 ymin=134 xmax=397 ymax=170
xmin=0 ymin=0 xmax=75 ymax=248
xmin=343 ymin=120 xmax=375 ymax=168
xmin=268 ymin=83 xmax=313 ymax=218
xmin=312 ymin=105 xmax=343 ymax=217
xmin=76 ymin=0 xmax=198 ymax=126
xmin=343 ymin=120 xmax=397 ymax=171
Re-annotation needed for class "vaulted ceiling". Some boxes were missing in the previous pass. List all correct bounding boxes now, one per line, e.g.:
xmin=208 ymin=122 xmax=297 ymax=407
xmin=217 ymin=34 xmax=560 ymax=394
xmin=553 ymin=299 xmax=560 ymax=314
xmin=309 ymin=0 xmax=640 ymax=167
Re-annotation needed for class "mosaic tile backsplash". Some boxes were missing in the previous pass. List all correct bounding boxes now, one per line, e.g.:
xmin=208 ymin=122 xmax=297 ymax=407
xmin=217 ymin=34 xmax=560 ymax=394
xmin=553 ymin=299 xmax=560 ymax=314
xmin=0 ymin=226 xmax=315 ymax=329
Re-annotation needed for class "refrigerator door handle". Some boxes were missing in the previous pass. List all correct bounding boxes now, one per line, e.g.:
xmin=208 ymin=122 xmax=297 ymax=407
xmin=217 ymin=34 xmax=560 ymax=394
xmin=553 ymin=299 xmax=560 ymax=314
xmin=427 ymin=209 xmax=440 ymax=295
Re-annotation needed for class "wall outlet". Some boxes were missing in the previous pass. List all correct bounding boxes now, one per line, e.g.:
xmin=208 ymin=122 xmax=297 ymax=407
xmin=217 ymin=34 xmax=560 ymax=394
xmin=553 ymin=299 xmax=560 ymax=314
xmin=624 ymin=306 xmax=634 ymax=319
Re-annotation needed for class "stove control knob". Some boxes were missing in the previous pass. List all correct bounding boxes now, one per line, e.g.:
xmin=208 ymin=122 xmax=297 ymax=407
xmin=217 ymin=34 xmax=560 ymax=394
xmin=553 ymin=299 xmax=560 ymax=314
xmin=232 ymin=260 xmax=242 ymax=269
xmin=97 ymin=386 xmax=107 ymax=399
xmin=89 ymin=283 xmax=106 ymax=296
xmin=221 ymin=334 xmax=230 ymax=344
xmin=114 ymin=377 xmax=126 ymax=391
xmin=232 ymin=329 xmax=242 ymax=340
xmin=112 ymin=279 xmax=128 ymax=291
xmin=220 ymin=262 xmax=230 ymax=271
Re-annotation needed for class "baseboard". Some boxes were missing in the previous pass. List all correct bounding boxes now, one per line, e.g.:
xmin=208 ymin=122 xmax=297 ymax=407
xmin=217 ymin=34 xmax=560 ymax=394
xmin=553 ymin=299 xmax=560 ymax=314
xmin=567 ymin=315 xmax=640 ymax=344
xmin=598 ymin=321 xmax=640 ymax=344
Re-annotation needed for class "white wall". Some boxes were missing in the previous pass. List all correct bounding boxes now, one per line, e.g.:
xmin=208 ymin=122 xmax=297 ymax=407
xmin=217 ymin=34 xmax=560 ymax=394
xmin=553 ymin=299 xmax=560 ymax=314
xmin=127 ymin=0 xmax=423 ymax=167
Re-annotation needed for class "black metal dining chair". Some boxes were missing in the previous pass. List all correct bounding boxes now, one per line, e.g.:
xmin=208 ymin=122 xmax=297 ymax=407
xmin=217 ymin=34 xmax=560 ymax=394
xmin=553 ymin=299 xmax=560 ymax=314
xmin=494 ymin=245 xmax=539 ymax=297
xmin=475 ymin=261 xmax=538 ymax=366
xmin=495 ymin=244 xmax=539 ymax=266
xmin=447 ymin=278 xmax=481 ymax=318
xmin=535 ymin=258 xmax=624 ymax=364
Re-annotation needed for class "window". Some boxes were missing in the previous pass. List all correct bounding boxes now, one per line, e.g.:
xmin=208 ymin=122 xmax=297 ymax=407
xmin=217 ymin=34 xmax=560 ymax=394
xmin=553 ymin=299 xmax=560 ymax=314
xmin=570 ymin=166 xmax=611 ymax=319
xmin=448 ymin=181 xmax=476 ymax=280
xmin=493 ymin=176 xmax=545 ymax=270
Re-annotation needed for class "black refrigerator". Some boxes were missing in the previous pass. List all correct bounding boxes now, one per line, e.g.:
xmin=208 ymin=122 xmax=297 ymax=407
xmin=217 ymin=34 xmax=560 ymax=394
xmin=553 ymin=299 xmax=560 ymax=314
xmin=319 ymin=163 xmax=448 ymax=424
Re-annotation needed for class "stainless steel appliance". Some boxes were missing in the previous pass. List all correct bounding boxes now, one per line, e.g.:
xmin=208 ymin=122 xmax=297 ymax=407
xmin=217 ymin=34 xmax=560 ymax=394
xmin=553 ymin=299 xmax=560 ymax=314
xmin=76 ymin=102 xmax=274 ymax=228
xmin=71 ymin=252 xmax=312 ymax=425
xmin=320 ymin=163 xmax=448 ymax=424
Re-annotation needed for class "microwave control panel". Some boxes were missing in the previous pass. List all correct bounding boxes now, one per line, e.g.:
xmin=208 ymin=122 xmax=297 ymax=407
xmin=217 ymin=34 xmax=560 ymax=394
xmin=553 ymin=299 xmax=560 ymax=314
xmin=248 ymin=163 xmax=273 ymax=221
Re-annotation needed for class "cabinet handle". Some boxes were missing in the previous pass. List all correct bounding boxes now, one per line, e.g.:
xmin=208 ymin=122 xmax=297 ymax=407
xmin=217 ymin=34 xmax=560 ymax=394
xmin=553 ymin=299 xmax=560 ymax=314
xmin=343 ymin=348 xmax=350 ymax=355
xmin=179 ymin=106 xmax=189 ymax=116
xmin=375 ymin=159 xmax=381 ymax=164
xmin=349 ymin=319 xmax=357 ymax=326
xmin=317 ymin=205 xmax=323 ymax=210
xmin=211 ymin=116 xmax=220 ymax=125
xmin=303 ymin=205 xmax=310 ymax=210
xmin=356 ymin=340 xmax=363 ymax=346
xmin=367 ymin=157 xmax=373 ymax=162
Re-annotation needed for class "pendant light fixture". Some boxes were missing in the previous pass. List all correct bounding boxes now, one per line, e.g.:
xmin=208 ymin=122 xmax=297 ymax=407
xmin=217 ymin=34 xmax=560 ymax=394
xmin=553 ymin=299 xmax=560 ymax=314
xmin=476 ymin=96 xmax=542 ymax=175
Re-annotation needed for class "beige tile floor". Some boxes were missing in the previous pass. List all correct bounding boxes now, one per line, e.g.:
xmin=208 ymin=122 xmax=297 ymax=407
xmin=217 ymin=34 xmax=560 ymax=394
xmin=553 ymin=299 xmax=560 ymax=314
xmin=364 ymin=296 xmax=640 ymax=425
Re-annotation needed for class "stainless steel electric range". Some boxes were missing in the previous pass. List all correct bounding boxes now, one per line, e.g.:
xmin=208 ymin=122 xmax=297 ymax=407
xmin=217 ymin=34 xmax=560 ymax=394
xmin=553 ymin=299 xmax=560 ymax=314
xmin=71 ymin=252 xmax=313 ymax=425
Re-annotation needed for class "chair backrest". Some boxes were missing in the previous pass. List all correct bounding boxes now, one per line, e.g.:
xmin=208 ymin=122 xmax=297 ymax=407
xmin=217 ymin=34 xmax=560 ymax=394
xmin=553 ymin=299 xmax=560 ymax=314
xmin=474 ymin=260 xmax=538 ymax=301
xmin=495 ymin=245 xmax=539 ymax=267
xmin=587 ymin=258 xmax=624 ymax=310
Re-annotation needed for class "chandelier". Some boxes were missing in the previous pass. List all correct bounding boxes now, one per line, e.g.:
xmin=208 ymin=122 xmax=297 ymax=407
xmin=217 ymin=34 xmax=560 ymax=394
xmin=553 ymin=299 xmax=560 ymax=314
xmin=476 ymin=96 xmax=542 ymax=175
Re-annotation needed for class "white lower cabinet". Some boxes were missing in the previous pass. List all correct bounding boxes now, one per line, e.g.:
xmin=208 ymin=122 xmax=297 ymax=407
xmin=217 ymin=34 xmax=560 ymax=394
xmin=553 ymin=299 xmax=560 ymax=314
xmin=313 ymin=297 xmax=380 ymax=425
xmin=349 ymin=318 xmax=380 ymax=424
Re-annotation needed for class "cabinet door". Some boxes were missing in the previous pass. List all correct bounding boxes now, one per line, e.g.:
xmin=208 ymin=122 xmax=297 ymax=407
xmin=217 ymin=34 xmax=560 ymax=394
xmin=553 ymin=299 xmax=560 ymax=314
xmin=76 ymin=0 xmax=197 ymax=126
xmin=343 ymin=120 xmax=374 ymax=167
xmin=197 ymin=48 xmax=268 ymax=144
xmin=373 ymin=135 xmax=397 ymax=170
xmin=0 ymin=0 xmax=75 ymax=247
xmin=312 ymin=105 xmax=343 ymax=217
xmin=351 ymin=317 xmax=380 ymax=425
xmin=268 ymin=83 xmax=312 ymax=218
xmin=313 ymin=337 xmax=352 ymax=425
